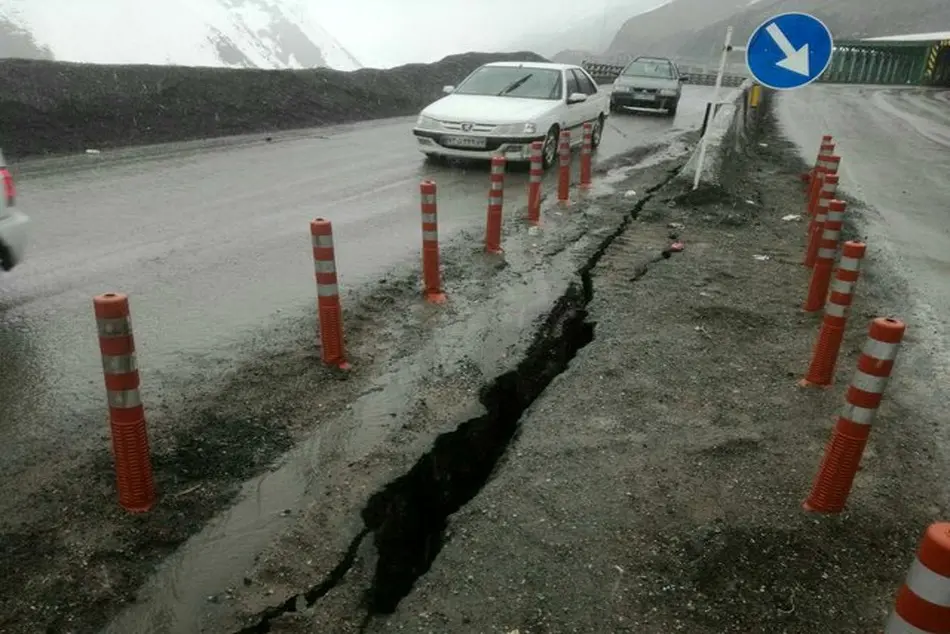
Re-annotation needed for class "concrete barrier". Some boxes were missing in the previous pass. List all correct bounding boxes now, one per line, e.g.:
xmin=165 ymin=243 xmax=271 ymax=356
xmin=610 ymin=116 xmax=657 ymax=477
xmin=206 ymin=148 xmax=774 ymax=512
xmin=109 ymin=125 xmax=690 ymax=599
xmin=678 ymin=79 xmax=760 ymax=191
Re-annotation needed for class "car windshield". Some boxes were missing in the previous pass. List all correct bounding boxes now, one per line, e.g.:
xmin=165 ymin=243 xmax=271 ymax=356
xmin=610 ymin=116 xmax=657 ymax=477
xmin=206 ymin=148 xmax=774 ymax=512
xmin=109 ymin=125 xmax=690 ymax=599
xmin=622 ymin=60 xmax=674 ymax=79
xmin=453 ymin=66 xmax=563 ymax=100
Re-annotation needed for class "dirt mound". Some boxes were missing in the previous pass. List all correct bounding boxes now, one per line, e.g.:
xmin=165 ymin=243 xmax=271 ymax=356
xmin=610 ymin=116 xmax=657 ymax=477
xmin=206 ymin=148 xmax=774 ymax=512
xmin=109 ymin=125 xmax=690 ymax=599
xmin=0 ymin=51 xmax=547 ymax=159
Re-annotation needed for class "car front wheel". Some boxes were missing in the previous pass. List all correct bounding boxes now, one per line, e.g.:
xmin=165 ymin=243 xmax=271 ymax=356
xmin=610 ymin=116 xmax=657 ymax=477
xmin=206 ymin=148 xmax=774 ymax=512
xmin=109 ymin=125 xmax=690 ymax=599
xmin=591 ymin=115 xmax=604 ymax=149
xmin=541 ymin=126 xmax=559 ymax=170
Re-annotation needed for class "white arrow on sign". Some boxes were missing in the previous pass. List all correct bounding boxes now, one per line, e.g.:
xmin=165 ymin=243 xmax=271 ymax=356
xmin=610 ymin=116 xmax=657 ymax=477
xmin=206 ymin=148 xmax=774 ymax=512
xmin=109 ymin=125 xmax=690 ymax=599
xmin=765 ymin=22 xmax=810 ymax=76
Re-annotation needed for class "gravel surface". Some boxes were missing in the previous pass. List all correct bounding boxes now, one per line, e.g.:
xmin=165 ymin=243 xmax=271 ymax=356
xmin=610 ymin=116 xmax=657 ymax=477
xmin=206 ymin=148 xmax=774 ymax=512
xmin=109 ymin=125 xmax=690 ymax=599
xmin=269 ymin=105 xmax=949 ymax=633
xmin=0 ymin=51 xmax=543 ymax=158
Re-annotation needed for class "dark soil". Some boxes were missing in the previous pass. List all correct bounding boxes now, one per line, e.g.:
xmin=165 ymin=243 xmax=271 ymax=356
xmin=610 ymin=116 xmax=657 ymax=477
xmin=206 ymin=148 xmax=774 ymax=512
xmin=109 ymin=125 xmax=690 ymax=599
xmin=0 ymin=51 xmax=545 ymax=159
xmin=0 ymin=272 xmax=421 ymax=633
xmin=276 ymin=98 xmax=948 ymax=634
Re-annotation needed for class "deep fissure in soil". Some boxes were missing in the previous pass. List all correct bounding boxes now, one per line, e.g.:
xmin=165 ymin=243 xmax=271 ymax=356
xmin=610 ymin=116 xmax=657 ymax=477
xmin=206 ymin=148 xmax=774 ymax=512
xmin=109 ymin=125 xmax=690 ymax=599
xmin=234 ymin=164 xmax=685 ymax=633
xmin=361 ymin=284 xmax=596 ymax=614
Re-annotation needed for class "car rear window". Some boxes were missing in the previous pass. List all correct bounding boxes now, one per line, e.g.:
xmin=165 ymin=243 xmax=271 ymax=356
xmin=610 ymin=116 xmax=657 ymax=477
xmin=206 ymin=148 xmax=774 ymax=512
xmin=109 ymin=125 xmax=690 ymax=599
xmin=622 ymin=60 xmax=674 ymax=79
xmin=454 ymin=66 xmax=563 ymax=100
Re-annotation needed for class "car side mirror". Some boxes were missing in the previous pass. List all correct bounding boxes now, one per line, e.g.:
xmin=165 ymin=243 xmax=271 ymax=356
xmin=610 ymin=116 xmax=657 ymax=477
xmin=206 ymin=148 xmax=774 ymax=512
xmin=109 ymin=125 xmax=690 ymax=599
xmin=680 ymin=76 xmax=690 ymax=83
xmin=442 ymin=85 xmax=455 ymax=94
xmin=567 ymin=92 xmax=588 ymax=104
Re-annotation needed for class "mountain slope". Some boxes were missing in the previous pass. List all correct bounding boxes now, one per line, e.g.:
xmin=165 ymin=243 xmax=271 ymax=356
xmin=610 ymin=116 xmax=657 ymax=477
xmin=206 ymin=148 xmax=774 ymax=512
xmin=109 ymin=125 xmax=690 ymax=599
xmin=0 ymin=15 xmax=49 ymax=59
xmin=607 ymin=0 xmax=950 ymax=61
xmin=604 ymin=0 xmax=754 ymax=58
xmin=518 ymin=0 xmax=672 ymax=61
xmin=0 ymin=0 xmax=362 ymax=70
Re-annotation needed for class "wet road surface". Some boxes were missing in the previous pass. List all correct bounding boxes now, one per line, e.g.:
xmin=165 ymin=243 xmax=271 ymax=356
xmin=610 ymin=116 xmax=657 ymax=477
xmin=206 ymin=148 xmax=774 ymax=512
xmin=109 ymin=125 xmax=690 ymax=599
xmin=778 ymin=84 xmax=950 ymax=456
xmin=0 ymin=85 xmax=719 ymax=511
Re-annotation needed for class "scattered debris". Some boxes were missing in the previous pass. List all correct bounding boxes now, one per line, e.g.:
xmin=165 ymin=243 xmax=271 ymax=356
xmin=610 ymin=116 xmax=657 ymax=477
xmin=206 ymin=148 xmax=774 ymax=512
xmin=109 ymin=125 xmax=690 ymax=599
xmin=624 ymin=190 xmax=637 ymax=198
xmin=668 ymin=222 xmax=686 ymax=230
xmin=753 ymin=254 xmax=771 ymax=261
xmin=85 ymin=149 xmax=101 ymax=155
xmin=781 ymin=214 xmax=802 ymax=222
xmin=669 ymin=242 xmax=685 ymax=252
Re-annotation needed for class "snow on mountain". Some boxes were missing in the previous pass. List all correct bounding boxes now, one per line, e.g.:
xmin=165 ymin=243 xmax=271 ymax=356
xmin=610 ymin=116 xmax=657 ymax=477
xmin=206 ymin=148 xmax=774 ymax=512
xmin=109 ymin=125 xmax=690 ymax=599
xmin=0 ymin=0 xmax=363 ymax=70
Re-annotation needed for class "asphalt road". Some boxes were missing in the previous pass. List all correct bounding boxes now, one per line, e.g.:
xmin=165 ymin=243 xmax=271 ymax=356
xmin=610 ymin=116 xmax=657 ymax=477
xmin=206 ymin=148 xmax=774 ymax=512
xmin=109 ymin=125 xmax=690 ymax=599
xmin=0 ymin=85 xmax=718 ymax=516
xmin=778 ymin=84 xmax=950 ymax=461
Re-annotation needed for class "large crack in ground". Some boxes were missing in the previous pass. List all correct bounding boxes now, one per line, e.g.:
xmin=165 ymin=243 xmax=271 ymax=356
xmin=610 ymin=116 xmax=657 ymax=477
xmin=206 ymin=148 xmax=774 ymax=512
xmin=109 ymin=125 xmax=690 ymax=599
xmin=235 ymin=166 xmax=683 ymax=633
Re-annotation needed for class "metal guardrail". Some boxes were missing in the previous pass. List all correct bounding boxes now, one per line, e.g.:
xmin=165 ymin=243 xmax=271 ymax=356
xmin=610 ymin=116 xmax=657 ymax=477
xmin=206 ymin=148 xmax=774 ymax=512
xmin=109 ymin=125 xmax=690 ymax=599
xmin=816 ymin=39 xmax=950 ymax=86
xmin=582 ymin=61 xmax=747 ymax=88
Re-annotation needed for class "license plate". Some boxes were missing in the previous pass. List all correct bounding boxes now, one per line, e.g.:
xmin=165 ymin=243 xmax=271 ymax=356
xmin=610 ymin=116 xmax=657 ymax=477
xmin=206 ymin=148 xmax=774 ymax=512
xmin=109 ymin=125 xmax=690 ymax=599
xmin=636 ymin=92 xmax=656 ymax=100
xmin=442 ymin=135 xmax=487 ymax=149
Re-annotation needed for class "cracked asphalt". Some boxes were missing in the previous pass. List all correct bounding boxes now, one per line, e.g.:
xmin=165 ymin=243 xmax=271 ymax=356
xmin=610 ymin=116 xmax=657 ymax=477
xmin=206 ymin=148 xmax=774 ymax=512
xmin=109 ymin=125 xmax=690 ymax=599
xmin=0 ymin=85 xmax=722 ymax=634
xmin=0 ymin=85 xmax=718 ymax=513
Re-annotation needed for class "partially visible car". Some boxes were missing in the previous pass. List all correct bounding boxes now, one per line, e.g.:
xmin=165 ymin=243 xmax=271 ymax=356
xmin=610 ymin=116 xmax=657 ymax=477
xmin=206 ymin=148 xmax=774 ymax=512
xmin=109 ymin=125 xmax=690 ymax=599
xmin=610 ymin=56 xmax=686 ymax=116
xmin=412 ymin=61 xmax=610 ymax=169
xmin=0 ymin=149 xmax=29 ymax=272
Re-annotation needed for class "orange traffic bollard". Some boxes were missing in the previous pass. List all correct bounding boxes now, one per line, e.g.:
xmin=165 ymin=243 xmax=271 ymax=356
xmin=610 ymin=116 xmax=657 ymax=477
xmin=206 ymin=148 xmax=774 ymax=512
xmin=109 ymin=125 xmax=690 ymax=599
xmin=884 ymin=522 xmax=950 ymax=633
xmin=485 ymin=155 xmax=505 ymax=254
xmin=803 ymin=135 xmax=834 ymax=186
xmin=803 ymin=317 xmax=905 ymax=513
xmin=419 ymin=180 xmax=445 ymax=303
xmin=806 ymin=172 xmax=838 ymax=236
xmin=579 ymin=122 xmax=593 ymax=190
xmin=804 ymin=180 xmax=837 ymax=267
xmin=807 ymin=155 xmax=840 ymax=217
xmin=93 ymin=292 xmax=156 ymax=513
xmin=803 ymin=200 xmax=845 ymax=313
xmin=527 ymin=140 xmax=543 ymax=225
xmin=801 ymin=241 xmax=866 ymax=387
xmin=557 ymin=129 xmax=571 ymax=206
xmin=310 ymin=219 xmax=350 ymax=370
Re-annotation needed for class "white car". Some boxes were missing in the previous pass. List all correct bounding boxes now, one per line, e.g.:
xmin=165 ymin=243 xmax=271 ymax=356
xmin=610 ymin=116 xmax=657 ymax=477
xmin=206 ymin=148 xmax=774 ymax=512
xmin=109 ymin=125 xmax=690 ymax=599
xmin=413 ymin=61 xmax=610 ymax=169
xmin=0 ymin=149 xmax=29 ymax=272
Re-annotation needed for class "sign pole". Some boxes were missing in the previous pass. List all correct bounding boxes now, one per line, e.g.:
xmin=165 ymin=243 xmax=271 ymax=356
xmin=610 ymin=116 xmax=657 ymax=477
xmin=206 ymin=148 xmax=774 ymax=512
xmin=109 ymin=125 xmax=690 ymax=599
xmin=692 ymin=26 xmax=733 ymax=191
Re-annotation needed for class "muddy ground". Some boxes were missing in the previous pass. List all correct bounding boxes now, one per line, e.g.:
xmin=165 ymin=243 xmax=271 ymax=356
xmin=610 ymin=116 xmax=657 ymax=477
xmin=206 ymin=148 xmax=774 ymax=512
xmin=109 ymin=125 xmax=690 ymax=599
xmin=257 ymin=107 xmax=950 ymax=633
xmin=1 ymin=136 xmax=695 ymax=633
xmin=0 ymin=51 xmax=543 ymax=158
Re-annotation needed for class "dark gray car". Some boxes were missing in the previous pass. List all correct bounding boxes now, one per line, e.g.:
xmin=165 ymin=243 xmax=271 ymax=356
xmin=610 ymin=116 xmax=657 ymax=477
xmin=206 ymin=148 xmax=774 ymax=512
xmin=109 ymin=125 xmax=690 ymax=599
xmin=610 ymin=56 xmax=685 ymax=116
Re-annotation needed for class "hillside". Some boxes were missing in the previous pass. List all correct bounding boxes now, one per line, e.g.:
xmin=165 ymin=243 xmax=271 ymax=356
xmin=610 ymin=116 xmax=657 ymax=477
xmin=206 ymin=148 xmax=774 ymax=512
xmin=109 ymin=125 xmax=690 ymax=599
xmin=533 ymin=0 xmax=671 ymax=62
xmin=0 ymin=0 xmax=361 ymax=70
xmin=0 ymin=51 xmax=546 ymax=159
xmin=603 ymin=0 xmax=752 ymax=59
xmin=607 ymin=0 xmax=950 ymax=62
xmin=0 ymin=15 xmax=49 ymax=59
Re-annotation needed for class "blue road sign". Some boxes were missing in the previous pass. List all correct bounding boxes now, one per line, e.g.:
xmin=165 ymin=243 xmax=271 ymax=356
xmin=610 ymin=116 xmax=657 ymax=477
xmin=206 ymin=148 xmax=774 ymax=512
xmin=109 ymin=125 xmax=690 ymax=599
xmin=746 ymin=12 xmax=834 ymax=90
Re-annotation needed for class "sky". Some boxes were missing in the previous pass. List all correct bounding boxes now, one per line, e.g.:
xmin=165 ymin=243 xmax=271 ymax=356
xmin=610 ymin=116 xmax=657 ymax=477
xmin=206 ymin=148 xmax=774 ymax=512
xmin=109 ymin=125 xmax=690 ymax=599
xmin=311 ymin=0 xmax=664 ymax=68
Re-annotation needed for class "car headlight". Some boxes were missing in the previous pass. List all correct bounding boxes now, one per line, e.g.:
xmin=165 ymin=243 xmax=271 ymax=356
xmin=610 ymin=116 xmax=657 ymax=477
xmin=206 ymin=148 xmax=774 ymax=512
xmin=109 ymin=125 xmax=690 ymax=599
xmin=495 ymin=122 xmax=537 ymax=135
xmin=659 ymin=89 xmax=678 ymax=96
xmin=613 ymin=84 xmax=630 ymax=92
xmin=416 ymin=115 xmax=439 ymax=129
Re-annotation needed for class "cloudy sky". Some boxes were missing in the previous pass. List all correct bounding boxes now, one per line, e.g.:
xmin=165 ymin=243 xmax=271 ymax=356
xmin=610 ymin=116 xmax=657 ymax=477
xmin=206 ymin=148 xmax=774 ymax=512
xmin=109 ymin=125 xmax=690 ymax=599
xmin=314 ymin=0 xmax=664 ymax=67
